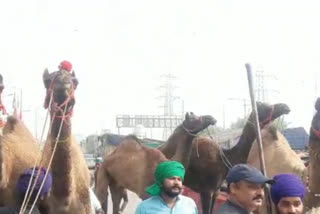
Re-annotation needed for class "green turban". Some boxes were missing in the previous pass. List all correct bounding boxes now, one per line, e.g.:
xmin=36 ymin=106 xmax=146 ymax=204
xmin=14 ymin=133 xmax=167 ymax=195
xmin=146 ymin=161 xmax=185 ymax=196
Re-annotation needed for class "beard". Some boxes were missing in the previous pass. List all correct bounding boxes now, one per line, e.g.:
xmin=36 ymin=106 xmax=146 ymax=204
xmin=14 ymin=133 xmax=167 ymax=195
xmin=162 ymin=185 xmax=182 ymax=198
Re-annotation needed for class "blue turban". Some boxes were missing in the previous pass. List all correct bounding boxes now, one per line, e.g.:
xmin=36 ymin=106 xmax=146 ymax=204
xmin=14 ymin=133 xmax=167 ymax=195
xmin=16 ymin=167 xmax=52 ymax=200
xmin=270 ymin=173 xmax=306 ymax=205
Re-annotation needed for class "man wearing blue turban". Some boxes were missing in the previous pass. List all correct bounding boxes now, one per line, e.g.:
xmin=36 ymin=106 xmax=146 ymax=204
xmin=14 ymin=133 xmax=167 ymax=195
xmin=270 ymin=174 xmax=305 ymax=214
xmin=135 ymin=161 xmax=198 ymax=214
xmin=0 ymin=167 xmax=52 ymax=214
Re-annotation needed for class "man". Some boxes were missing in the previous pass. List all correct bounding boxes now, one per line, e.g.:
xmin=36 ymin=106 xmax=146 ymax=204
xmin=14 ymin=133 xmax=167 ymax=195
xmin=0 ymin=167 xmax=53 ymax=214
xmin=216 ymin=164 xmax=274 ymax=214
xmin=89 ymin=188 xmax=104 ymax=214
xmin=270 ymin=174 xmax=305 ymax=214
xmin=94 ymin=157 xmax=103 ymax=185
xmin=16 ymin=167 xmax=52 ymax=214
xmin=135 ymin=161 xmax=198 ymax=214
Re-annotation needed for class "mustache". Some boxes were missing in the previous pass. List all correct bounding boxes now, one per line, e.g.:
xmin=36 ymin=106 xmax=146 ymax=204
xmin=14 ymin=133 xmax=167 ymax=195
xmin=252 ymin=195 xmax=263 ymax=200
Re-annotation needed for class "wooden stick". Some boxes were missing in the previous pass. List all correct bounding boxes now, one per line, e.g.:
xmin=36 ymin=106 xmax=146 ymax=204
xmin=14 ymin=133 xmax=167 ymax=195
xmin=245 ymin=63 xmax=273 ymax=214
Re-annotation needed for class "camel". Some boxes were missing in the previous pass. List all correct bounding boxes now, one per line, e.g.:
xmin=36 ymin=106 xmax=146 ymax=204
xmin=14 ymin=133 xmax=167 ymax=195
xmin=0 ymin=116 xmax=42 ymax=208
xmin=247 ymin=124 xmax=306 ymax=180
xmin=158 ymin=101 xmax=291 ymax=214
xmin=247 ymin=124 xmax=306 ymax=214
xmin=41 ymin=69 xmax=91 ymax=214
xmin=303 ymin=97 xmax=320 ymax=213
xmin=248 ymin=98 xmax=320 ymax=214
xmin=0 ymin=74 xmax=6 ymax=133
xmin=95 ymin=112 xmax=217 ymax=214
xmin=0 ymin=74 xmax=42 ymax=209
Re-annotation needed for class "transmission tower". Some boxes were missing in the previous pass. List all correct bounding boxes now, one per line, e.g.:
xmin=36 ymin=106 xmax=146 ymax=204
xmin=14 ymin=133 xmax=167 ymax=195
xmin=255 ymin=69 xmax=278 ymax=102
xmin=157 ymin=74 xmax=180 ymax=140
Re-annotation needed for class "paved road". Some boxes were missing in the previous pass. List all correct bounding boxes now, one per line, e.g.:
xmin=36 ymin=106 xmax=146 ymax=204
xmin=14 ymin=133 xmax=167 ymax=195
xmin=90 ymin=170 xmax=141 ymax=214
xmin=106 ymin=190 xmax=141 ymax=214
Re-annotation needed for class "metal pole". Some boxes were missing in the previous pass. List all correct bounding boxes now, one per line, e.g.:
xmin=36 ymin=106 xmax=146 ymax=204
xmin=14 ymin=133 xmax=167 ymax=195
xmin=245 ymin=63 xmax=273 ymax=214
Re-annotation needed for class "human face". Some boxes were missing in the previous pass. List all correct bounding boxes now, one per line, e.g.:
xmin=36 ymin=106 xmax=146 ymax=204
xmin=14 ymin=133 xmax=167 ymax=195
xmin=162 ymin=176 xmax=183 ymax=198
xmin=229 ymin=180 xmax=265 ymax=212
xmin=276 ymin=197 xmax=303 ymax=214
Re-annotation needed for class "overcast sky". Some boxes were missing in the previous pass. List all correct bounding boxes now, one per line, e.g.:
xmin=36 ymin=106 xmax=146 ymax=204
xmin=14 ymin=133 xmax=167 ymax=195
xmin=0 ymin=0 xmax=319 ymax=140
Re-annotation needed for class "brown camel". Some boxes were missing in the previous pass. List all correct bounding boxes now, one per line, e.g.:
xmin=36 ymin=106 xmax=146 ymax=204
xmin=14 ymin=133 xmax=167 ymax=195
xmin=158 ymin=101 xmax=290 ymax=214
xmin=304 ymin=97 xmax=320 ymax=213
xmin=0 ymin=74 xmax=6 ymax=133
xmin=0 ymin=74 xmax=42 ymax=209
xmin=95 ymin=112 xmax=217 ymax=214
xmin=41 ymin=69 xmax=91 ymax=214
xmin=0 ymin=116 xmax=42 ymax=208
xmin=247 ymin=124 xmax=305 ymax=178
xmin=247 ymin=124 xmax=306 ymax=214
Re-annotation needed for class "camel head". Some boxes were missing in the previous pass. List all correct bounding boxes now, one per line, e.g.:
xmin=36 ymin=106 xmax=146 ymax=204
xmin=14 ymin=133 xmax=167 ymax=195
xmin=253 ymin=102 xmax=290 ymax=128
xmin=311 ymin=97 xmax=320 ymax=141
xmin=43 ymin=69 xmax=79 ymax=117
xmin=182 ymin=112 xmax=217 ymax=135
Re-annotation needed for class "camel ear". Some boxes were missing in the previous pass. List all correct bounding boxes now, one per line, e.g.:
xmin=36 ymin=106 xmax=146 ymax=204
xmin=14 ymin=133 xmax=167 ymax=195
xmin=185 ymin=112 xmax=190 ymax=121
xmin=43 ymin=68 xmax=50 ymax=88
xmin=315 ymin=97 xmax=320 ymax=112
xmin=256 ymin=101 xmax=263 ymax=107
xmin=71 ymin=71 xmax=79 ymax=89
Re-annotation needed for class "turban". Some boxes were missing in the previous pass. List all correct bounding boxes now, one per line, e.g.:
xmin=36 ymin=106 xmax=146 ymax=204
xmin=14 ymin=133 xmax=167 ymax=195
xmin=59 ymin=60 xmax=72 ymax=72
xmin=146 ymin=161 xmax=185 ymax=196
xmin=270 ymin=173 xmax=306 ymax=205
xmin=16 ymin=167 xmax=52 ymax=200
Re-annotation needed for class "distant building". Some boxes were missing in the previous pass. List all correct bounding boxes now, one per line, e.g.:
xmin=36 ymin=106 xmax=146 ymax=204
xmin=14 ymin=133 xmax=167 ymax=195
xmin=282 ymin=127 xmax=309 ymax=150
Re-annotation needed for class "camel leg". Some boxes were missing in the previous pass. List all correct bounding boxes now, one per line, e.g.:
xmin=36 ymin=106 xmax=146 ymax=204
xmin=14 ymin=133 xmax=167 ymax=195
xmin=109 ymin=184 xmax=125 ymax=214
xmin=95 ymin=167 xmax=109 ymax=214
xmin=119 ymin=189 xmax=128 ymax=213
xmin=208 ymin=191 xmax=218 ymax=214
xmin=200 ymin=191 xmax=213 ymax=214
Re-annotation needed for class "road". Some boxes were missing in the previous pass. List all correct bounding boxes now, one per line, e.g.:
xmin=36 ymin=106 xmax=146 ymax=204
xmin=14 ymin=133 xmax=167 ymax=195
xmin=106 ymin=190 xmax=141 ymax=214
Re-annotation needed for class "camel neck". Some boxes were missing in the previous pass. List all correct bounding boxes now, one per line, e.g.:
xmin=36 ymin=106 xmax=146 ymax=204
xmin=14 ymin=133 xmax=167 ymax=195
xmin=170 ymin=128 xmax=194 ymax=169
xmin=50 ymin=116 xmax=72 ymax=198
xmin=305 ymin=136 xmax=320 ymax=209
xmin=224 ymin=121 xmax=256 ymax=165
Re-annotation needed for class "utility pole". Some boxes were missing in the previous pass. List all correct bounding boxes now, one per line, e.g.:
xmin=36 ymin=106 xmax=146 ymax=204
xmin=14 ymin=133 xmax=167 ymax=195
xmin=228 ymin=98 xmax=250 ymax=118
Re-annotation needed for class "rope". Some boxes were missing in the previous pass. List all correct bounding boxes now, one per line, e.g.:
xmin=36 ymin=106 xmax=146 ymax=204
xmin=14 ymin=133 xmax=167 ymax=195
xmin=28 ymin=104 xmax=68 ymax=214
xmin=19 ymin=91 xmax=54 ymax=214
xmin=206 ymin=128 xmax=233 ymax=170
xmin=20 ymin=72 xmax=75 ymax=213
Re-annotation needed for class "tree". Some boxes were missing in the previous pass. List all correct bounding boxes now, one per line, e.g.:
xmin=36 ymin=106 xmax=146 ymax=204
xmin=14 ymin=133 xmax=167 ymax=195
xmin=229 ymin=117 xmax=248 ymax=129
xmin=273 ymin=117 xmax=290 ymax=131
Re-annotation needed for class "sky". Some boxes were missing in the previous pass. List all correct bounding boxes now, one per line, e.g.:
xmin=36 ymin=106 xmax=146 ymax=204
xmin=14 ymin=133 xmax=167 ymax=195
xmin=0 ymin=0 xmax=319 ymax=140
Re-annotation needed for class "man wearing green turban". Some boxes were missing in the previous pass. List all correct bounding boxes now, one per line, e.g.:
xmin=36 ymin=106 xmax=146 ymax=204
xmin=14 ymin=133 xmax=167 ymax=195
xmin=135 ymin=161 xmax=198 ymax=214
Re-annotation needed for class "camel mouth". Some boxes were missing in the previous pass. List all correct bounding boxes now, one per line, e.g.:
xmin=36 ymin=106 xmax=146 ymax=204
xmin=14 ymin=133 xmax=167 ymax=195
xmin=282 ymin=106 xmax=291 ymax=115
xmin=202 ymin=115 xmax=217 ymax=126
xmin=271 ymin=103 xmax=291 ymax=121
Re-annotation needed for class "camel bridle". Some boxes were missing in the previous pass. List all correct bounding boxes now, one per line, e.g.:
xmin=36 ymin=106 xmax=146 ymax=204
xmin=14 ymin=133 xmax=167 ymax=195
xmin=20 ymin=72 xmax=76 ymax=214
xmin=312 ymin=127 xmax=320 ymax=141
xmin=182 ymin=116 xmax=204 ymax=136
xmin=259 ymin=105 xmax=274 ymax=127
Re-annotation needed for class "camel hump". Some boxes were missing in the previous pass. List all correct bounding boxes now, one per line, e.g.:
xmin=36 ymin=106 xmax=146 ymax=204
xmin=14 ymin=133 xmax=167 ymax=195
xmin=124 ymin=135 xmax=142 ymax=143
xmin=315 ymin=97 xmax=320 ymax=112
xmin=2 ymin=116 xmax=19 ymax=133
